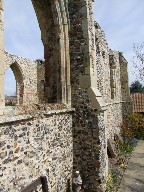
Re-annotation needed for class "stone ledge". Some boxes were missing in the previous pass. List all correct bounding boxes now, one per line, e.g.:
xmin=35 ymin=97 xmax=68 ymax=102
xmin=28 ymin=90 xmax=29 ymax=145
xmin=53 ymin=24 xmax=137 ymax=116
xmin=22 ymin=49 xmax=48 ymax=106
xmin=0 ymin=114 xmax=33 ymax=124
xmin=43 ymin=108 xmax=75 ymax=116
xmin=0 ymin=108 xmax=75 ymax=124
xmin=105 ymin=100 xmax=131 ymax=106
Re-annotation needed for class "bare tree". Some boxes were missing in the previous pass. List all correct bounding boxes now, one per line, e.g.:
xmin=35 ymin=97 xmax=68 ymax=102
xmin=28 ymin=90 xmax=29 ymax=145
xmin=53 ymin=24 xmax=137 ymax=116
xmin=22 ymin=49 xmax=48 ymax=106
xmin=133 ymin=42 xmax=144 ymax=82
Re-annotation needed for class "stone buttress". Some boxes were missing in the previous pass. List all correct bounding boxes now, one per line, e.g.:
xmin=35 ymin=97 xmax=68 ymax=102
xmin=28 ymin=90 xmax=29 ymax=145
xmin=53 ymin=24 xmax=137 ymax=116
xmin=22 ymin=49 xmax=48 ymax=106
xmin=68 ymin=0 xmax=107 ymax=191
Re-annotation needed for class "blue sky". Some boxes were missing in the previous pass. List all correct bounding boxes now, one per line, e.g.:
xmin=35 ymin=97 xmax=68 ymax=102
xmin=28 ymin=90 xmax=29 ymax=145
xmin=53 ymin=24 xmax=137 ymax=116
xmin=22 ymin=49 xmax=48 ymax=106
xmin=4 ymin=0 xmax=144 ymax=95
xmin=94 ymin=0 xmax=144 ymax=84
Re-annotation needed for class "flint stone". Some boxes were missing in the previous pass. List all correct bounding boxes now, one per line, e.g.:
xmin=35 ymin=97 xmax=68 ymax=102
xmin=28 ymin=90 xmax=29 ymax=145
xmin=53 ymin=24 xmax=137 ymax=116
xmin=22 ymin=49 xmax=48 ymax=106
xmin=0 ymin=151 xmax=7 ymax=159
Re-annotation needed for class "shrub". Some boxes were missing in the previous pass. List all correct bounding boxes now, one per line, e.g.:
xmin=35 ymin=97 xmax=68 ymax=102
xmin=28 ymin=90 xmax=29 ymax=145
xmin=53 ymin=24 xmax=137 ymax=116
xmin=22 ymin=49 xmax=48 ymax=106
xmin=120 ymin=113 xmax=144 ymax=139
xmin=116 ymin=140 xmax=136 ymax=155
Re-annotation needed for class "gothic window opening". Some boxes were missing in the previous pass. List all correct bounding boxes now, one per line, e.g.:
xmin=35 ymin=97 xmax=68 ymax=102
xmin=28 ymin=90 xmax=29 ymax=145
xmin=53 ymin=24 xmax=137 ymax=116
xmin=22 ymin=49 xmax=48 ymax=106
xmin=109 ymin=55 xmax=117 ymax=99
xmin=5 ymin=63 xmax=24 ymax=106
xmin=31 ymin=0 xmax=71 ymax=105
xmin=5 ymin=68 xmax=16 ymax=106
xmin=3 ymin=0 xmax=71 ymax=107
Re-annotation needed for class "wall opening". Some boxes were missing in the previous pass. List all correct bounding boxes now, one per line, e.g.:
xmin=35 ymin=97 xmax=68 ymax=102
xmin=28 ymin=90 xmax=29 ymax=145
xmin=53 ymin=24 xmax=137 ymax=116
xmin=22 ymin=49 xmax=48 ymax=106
xmin=4 ymin=0 xmax=44 ymax=106
xmin=5 ymin=68 xmax=16 ymax=106
xmin=109 ymin=55 xmax=117 ymax=99
xmin=4 ymin=0 xmax=71 ymax=106
xmin=5 ymin=63 xmax=24 ymax=106
xmin=31 ymin=0 xmax=69 ymax=104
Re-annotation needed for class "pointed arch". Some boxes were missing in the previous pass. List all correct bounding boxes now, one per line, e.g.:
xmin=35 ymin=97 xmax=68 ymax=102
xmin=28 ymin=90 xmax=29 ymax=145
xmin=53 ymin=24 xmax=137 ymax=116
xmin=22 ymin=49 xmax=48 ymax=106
xmin=31 ymin=0 xmax=71 ymax=106
xmin=5 ymin=61 xmax=24 ymax=105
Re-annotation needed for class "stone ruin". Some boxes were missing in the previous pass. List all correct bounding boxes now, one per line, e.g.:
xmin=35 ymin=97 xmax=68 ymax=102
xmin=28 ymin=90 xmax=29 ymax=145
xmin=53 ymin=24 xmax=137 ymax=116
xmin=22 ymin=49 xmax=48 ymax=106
xmin=0 ymin=0 xmax=133 ymax=191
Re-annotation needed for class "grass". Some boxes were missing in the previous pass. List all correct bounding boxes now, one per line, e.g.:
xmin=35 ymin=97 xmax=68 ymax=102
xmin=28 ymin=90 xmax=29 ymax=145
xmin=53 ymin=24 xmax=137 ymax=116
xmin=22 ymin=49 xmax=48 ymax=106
xmin=106 ymin=169 xmax=119 ymax=192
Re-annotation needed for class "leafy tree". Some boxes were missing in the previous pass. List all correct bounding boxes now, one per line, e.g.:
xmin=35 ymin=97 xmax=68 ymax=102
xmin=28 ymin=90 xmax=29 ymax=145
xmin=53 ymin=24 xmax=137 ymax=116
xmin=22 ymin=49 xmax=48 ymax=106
xmin=130 ymin=80 xmax=144 ymax=93
xmin=133 ymin=42 xmax=144 ymax=82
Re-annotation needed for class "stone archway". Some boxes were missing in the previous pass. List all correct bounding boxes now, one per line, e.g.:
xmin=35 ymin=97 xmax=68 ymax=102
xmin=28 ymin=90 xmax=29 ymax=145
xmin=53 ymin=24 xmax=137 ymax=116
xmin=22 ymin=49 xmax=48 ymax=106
xmin=5 ymin=60 xmax=24 ymax=105
xmin=10 ymin=62 xmax=24 ymax=105
xmin=0 ymin=0 xmax=71 ymax=115
xmin=31 ymin=0 xmax=71 ymax=106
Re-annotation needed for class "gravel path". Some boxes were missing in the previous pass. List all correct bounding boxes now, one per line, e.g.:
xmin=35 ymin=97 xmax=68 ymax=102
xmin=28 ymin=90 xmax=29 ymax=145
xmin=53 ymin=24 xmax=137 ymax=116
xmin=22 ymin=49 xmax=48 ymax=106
xmin=118 ymin=140 xmax=144 ymax=192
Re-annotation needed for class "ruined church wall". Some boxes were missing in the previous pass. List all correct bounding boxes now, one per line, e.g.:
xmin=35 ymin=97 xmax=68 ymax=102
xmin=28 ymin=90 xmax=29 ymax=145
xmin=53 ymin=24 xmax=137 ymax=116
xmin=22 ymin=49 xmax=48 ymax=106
xmin=95 ymin=23 xmax=132 ymax=139
xmin=119 ymin=53 xmax=131 ymax=101
xmin=109 ymin=50 xmax=122 ymax=102
xmin=4 ymin=52 xmax=45 ymax=105
xmin=95 ymin=23 xmax=122 ymax=104
xmin=0 ymin=1 xmax=133 ymax=192
xmin=69 ymin=1 xmax=107 ymax=191
xmin=95 ymin=24 xmax=121 ymax=139
xmin=0 ymin=109 xmax=73 ymax=192
xmin=106 ymin=51 xmax=132 ymax=137
xmin=95 ymin=22 xmax=111 ymax=104
xmin=106 ymin=103 xmax=122 ymax=138
xmin=105 ymin=51 xmax=122 ymax=138
xmin=119 ymin=54 xmax=133 ymax=119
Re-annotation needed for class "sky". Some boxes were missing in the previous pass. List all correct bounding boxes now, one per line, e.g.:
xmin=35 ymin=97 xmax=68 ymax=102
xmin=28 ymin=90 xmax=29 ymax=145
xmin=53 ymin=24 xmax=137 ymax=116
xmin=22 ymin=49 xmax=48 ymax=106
xmin=4 ymin=0 xmax=144 ymax=95
xmin=94 ymin=0 xmax=144 ymax=84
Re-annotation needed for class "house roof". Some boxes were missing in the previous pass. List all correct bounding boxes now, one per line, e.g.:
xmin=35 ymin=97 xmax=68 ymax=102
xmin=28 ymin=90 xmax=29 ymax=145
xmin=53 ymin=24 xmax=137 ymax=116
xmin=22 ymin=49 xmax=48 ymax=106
xmin=131 ymin=93 xmax=144 ymax=113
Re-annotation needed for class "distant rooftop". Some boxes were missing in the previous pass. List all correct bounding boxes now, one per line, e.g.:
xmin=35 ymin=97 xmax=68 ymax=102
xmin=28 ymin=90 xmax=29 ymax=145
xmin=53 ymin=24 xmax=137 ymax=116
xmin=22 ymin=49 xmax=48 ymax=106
xmin=131 ymin=94 xmax=144 ymax=113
